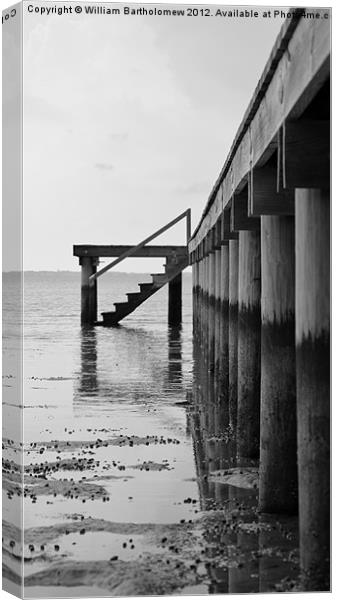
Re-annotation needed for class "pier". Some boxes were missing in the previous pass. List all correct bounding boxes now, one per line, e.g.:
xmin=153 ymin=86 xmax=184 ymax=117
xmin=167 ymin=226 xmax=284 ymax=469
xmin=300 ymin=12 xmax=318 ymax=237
xmin=189 ymin=11 xmax=330 ymax=590
xmin=72 ymin=9 xmax=330 ymax=592
xmin=74 ymin=209 xmax=191 ymax=327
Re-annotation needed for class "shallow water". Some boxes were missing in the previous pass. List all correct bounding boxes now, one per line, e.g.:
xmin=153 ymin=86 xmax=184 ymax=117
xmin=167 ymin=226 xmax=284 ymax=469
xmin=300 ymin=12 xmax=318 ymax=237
xmin=2 ymin=272 xmax=299 ymax=596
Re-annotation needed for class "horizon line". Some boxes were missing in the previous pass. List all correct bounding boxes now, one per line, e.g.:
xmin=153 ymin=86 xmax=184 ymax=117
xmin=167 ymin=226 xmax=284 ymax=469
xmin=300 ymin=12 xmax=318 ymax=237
xmin=3 ymin=269 xmax=192 ymax=274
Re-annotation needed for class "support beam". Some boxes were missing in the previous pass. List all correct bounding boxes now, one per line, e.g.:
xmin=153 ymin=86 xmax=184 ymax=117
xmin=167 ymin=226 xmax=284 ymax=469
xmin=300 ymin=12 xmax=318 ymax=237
xmin=237 ymin=229 xmax=261 ymax=460
xmin=279 ymin=120 xmax=330 ymax=190
xmin=214 ymin=219 xmax=222 ymax=374
xmin=200 ymin=256 xmax=206 ymax=354
xmin=208 ymin=250 xmax=216 ymax=370
xmin=231 ymin=188 xmax=261 ymax=231
xmin=222 ymin=209 xmax=239 ymax=240
xmin=214 ymin=248 xmax=222 ymax=374
xmin=192 ymin=261 xmax=197 ymax=335
xmin=218 ymin=241 xmax=229 ymax=422
xmin=207 ymin=230 xmax=216 ymax=371
xmin=80 ymin=257 xmax=98 ymax=325
xmin=194 ymin=260 xmax=201 ymax=339
xmin=74 ymin=245 xmax=188 ymax=258
xmin=228 ymin=239 xmax=239 ymax=431
xmin=295 ymin=188 xmax=330 ymax=590
xmin=259 ymin=215 xmax=297 ymax=513
xmin=203 ymin=254 xmax=209 ymax=360
xmin=248 ymin=164 xmax=294 ymax=216
xmin=199 ymin=258 xmax=204 ymax=345
xmin=168 ymin=273 xmax=182 ymax=327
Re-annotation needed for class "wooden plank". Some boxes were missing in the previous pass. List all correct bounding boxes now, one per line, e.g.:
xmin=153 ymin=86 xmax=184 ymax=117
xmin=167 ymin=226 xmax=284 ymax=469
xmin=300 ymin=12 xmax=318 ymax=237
xmin=249 ymin=164 xmax=294 ymax=216
xmin=280 ymin=119 xmax=330 ymax=189
xmin=188 ymin=13 xmax=330 ymax=252
xmin=231 ymin=190 xmax=260 ymax=231
xmin=74 ymin=245 xmax=188 ymax=258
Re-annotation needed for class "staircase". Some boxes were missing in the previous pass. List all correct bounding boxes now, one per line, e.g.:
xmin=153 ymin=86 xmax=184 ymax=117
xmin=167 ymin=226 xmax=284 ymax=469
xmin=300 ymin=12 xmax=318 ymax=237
xmin=100 ymin=253 xmax=188 ymax=326
xmin=79 ymin=209 xmax=191 ymax=327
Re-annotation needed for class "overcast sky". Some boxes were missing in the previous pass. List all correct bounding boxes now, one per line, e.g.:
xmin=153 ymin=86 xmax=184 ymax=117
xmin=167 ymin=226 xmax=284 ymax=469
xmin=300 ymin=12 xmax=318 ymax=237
xmin=21 ymin=3 xmax=285 ymax=271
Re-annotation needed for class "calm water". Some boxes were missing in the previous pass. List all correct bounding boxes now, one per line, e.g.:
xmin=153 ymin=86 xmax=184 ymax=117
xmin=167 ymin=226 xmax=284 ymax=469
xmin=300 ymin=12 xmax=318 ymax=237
xmin=2 ymin=272 xmax=299 ymax=597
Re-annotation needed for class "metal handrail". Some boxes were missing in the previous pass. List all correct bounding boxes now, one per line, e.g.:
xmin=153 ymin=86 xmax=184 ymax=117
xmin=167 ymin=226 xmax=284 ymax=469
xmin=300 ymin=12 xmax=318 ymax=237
xmin=89 ymin=208 xmax=191 ymax=284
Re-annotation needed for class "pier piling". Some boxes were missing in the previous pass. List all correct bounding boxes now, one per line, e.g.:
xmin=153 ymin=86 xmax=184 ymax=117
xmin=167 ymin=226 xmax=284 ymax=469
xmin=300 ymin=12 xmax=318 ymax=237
xmin=80 ymin=256 xmax=98 ymax=325
xmin=182 ymin=11 xmax=330 ymax=589
xmin=228 ymin=239 xmax=239 ymax=431
xmin=259 ymin=215 xmax=297 ymax=513
xmin=218 ymin=233 xmax=229 ymax=423
xmin=168 ymin=272 xmax=182 ymax=327
xmin=203 ymin=251 xmax=209 ymax=360
xmin=214 ymin=220 xmax=222 ymax=374
xmin=208 ymin=230 xmax=216 ymax=370
xmin=295 ymin=188 xmax=330 ymax=589
xmin=237 ymin=229 xmax=261 ymax=460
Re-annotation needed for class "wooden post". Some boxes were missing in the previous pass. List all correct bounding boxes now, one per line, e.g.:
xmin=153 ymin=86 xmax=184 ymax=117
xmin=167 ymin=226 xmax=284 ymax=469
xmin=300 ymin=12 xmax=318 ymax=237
xmin=228 ymin=239 xmax=239 ymax=431
xmin=195 ymin=259 xmax=200 ymax=339
xmin=237 ymin=230 xmax=261 ymax=460
xmin=192 ymin=259 xmax=196 ymax=334
xmin=80 ymin=256 xmax=98 ymax=325
xmin=218 ymin=241 xmax=229 ymax=424
xmin=200 ymin=256 xmax=206 ymax=353
xmin=214 ymin=248 xmax=222 ymax=374
xmin=208 ymin=236 xmax=216 ymax=371
xmin=295 ymin=188 xmax=330 ymax=590
xmin=203 ymin=253 xmax=209 ymax=360
xmin=198 ymin=257 xmax=202 ymax=340
xmin=259 ymin=215 xmax=297 ymax=513
xmin=168 ymin=272 xmax=182 ymax=326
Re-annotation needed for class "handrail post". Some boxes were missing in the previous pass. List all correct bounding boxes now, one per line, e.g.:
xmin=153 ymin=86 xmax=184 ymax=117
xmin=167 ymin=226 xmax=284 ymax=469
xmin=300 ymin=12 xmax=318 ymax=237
xmin=186 ymin=209 xmax=191 ymax=243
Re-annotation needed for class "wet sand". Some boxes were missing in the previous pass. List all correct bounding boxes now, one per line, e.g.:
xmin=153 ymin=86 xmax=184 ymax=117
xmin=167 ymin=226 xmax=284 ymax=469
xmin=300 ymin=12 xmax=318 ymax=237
xmin=3 ymin=412 xmax=300 ymax=596
xmin=2 ymin=274 xmax=300 ymax=596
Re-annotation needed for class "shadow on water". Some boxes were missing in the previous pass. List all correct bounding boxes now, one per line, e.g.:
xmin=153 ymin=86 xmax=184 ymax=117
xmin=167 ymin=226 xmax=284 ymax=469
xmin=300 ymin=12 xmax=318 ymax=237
xmin=190 ymin=337 xmax=300 ymax=594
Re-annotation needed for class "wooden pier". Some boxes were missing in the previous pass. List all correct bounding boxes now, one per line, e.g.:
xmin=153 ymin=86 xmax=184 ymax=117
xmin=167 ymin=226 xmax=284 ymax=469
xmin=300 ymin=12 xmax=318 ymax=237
xmin=189 ymin=10 xmax=330 ymax=591
xmin=74 ymin=209 xmax=191 ymax=327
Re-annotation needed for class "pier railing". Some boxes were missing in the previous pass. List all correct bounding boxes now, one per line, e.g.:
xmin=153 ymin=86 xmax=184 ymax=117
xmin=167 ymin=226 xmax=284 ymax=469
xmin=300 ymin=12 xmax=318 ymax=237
xmin=89 ymin=208 xmax=191 ymax=284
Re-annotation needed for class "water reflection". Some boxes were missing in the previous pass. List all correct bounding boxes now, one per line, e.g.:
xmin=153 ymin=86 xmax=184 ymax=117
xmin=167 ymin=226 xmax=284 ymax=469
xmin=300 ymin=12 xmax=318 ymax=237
xmin=190 ymin=337 xmax=299 ymax=593
xmin=73 ymin=310 xmax=300 ymax=594
xmin=167 ymin=326 xmax=182 ymax=386
xmin=75 ymin=323 xmax=188 ymax=406
xmin=79 ymin=326 xmax=98 ymax=395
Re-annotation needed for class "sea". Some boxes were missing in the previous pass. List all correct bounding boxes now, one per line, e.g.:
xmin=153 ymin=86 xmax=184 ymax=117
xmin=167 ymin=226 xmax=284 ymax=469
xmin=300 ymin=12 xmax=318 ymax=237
xmin=2 ymin=271 xmax=299 ymax=597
